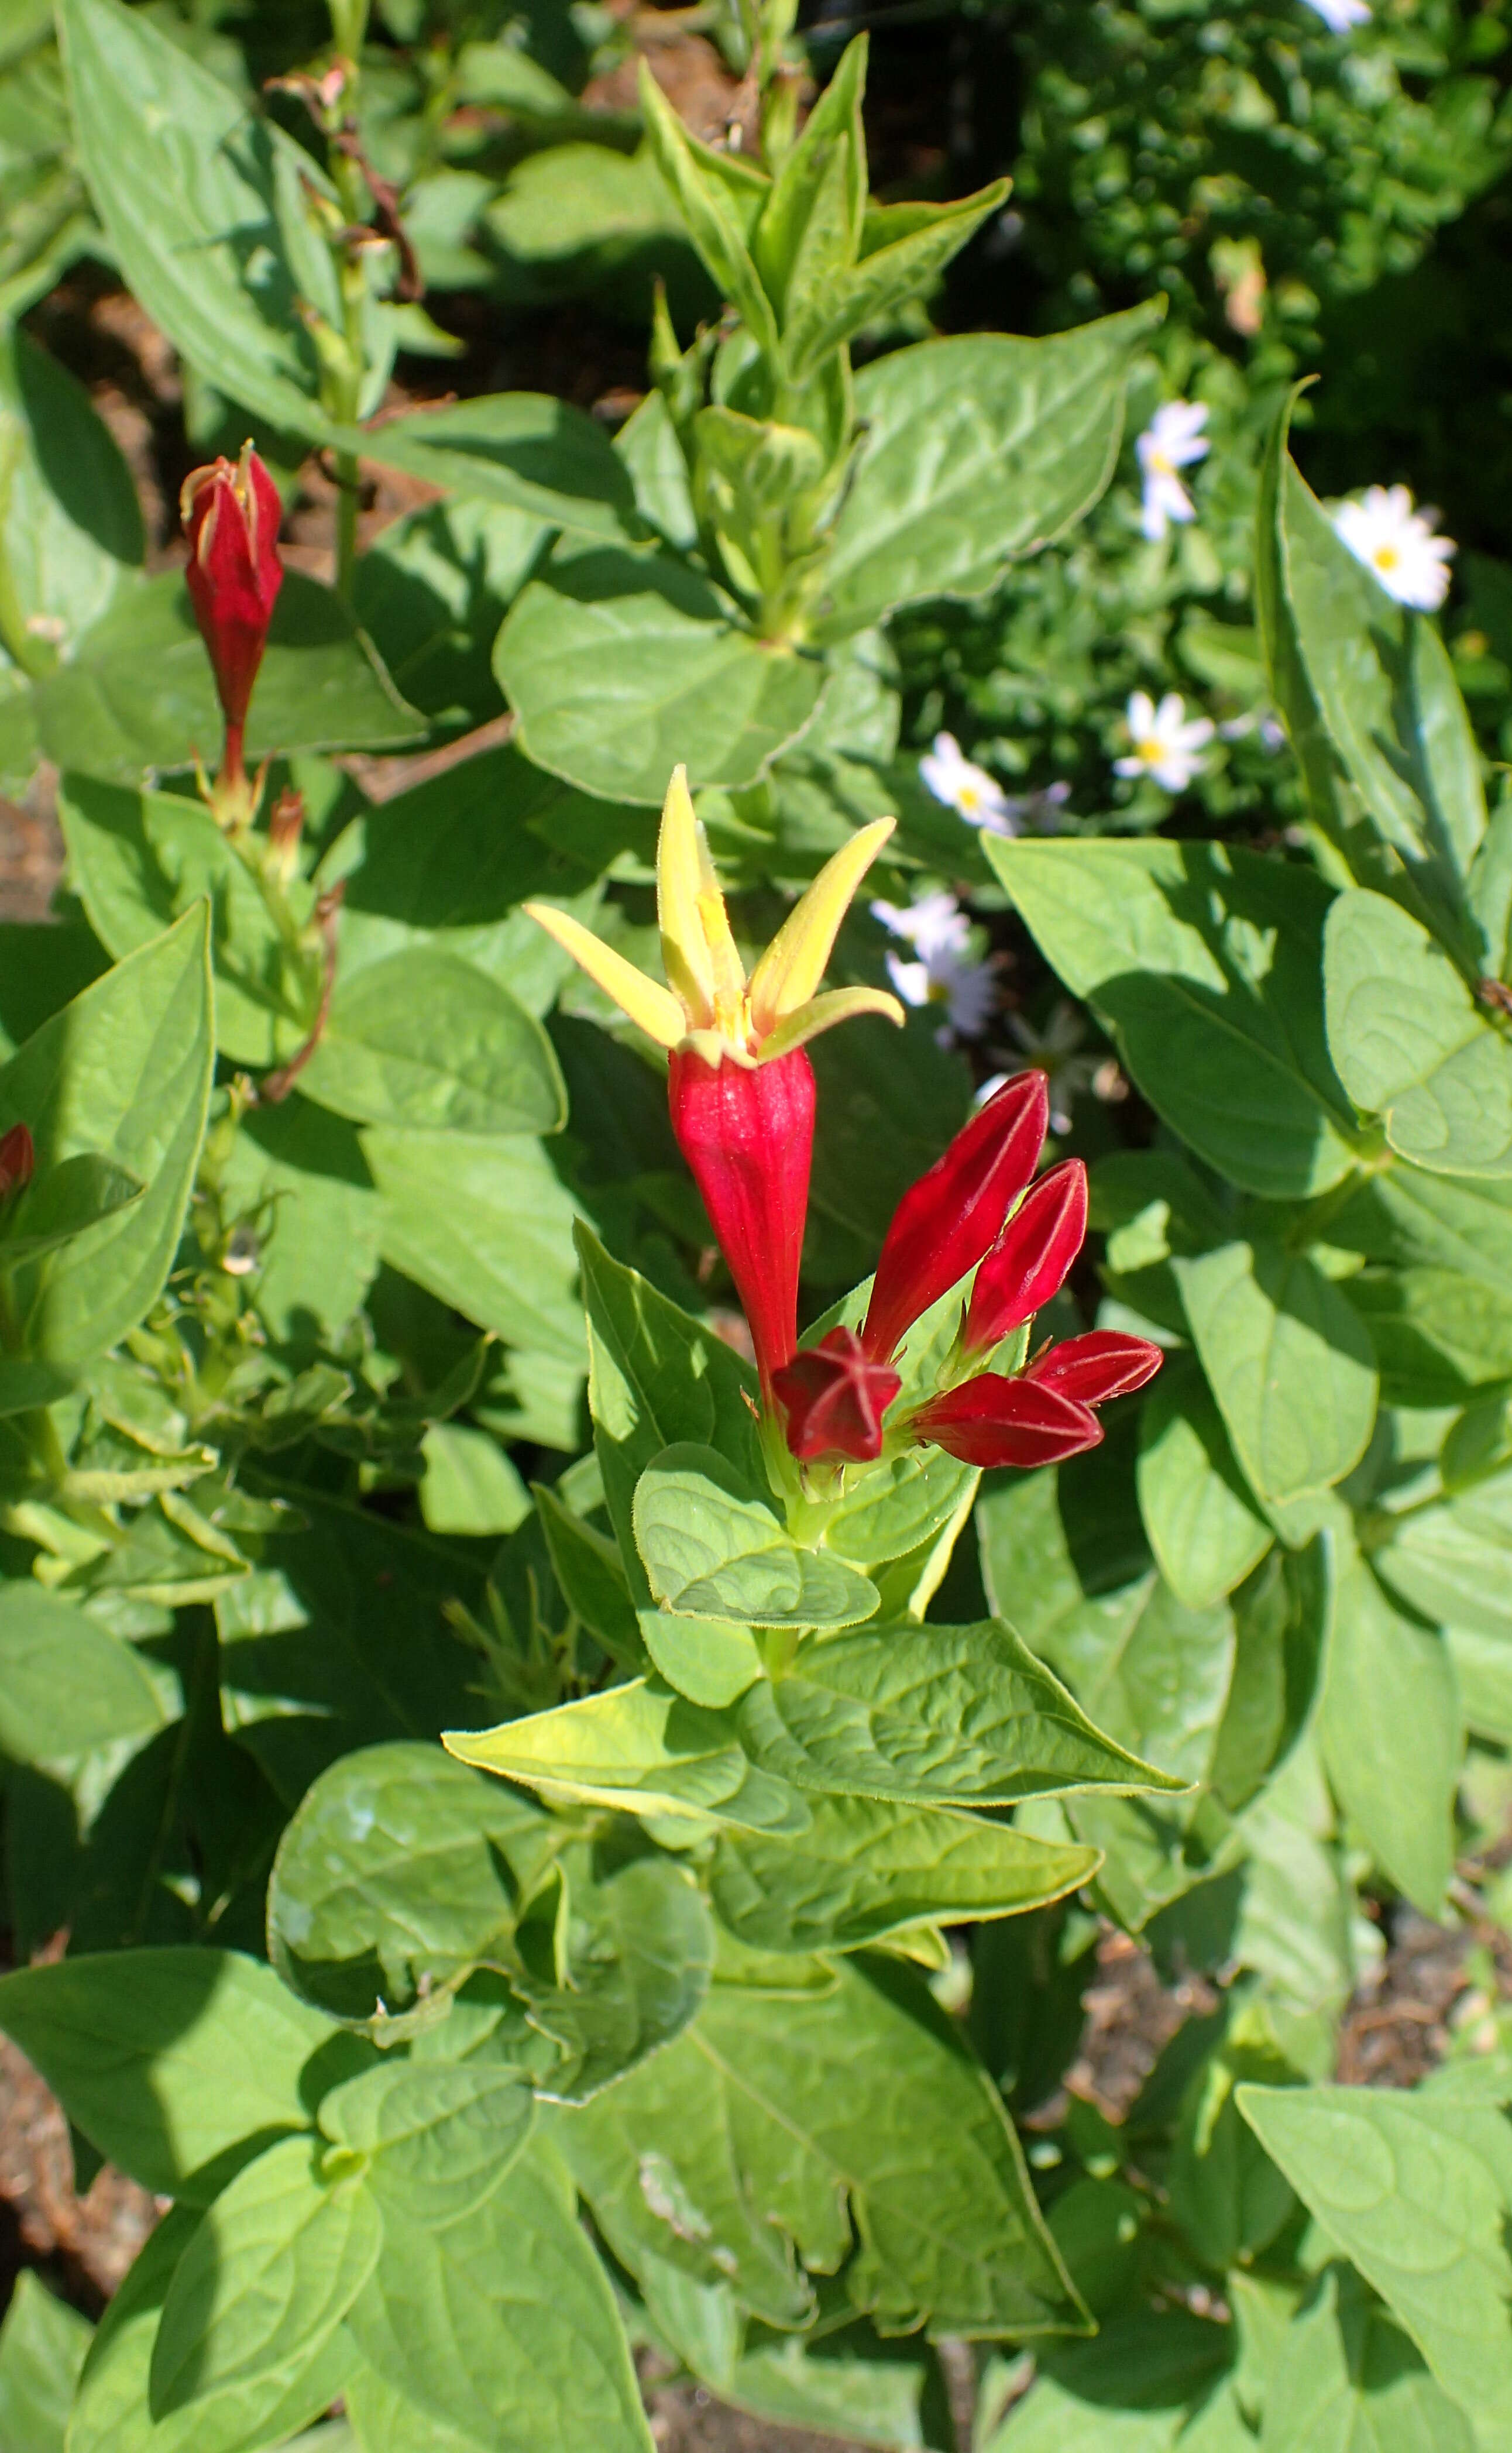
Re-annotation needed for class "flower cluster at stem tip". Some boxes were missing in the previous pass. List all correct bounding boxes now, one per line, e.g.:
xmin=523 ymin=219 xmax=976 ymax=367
xmin=528 ymin=774 xmax=1162 ymax=1493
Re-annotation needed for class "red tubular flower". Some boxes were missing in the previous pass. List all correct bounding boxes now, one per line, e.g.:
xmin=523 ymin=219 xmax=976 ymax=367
xmin=669 ymin=1045 xmax=815 ymax=1398
xmin=860 ymin=1071 xmax=1049 ymax=1364
xmin=772 ymin=1327 xmax=902 ymax=1463
xmin=180 ymin=441 xmax=283 ymax=798
xmin=1028 ymin=1330 xmax=1164 ymax=1405
xmin=0 ymin=1123 xmax=33 ymax=1204
xmin=912 ymin=1374 xmax=1102 ymax=1470
xmin=961 ymin=1157 xmax=1087 ymax=1359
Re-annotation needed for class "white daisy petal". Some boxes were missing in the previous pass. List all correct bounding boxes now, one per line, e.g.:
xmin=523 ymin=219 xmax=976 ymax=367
xmin=1333 ymin=482 xmax=1454 ymax=611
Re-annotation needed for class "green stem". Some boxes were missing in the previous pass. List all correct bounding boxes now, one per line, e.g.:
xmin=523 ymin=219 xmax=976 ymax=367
xmin=334 ymin=447 xmax=360 ymax=601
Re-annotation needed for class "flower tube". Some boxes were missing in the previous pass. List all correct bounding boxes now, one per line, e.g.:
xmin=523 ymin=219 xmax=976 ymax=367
xmin=180 ymin=441 xmax=284 ymax=827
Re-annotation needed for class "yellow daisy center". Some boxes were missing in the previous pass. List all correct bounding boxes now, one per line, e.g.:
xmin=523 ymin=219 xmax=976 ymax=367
xmin=1373 ymin=543 xmax=1400 ymax=572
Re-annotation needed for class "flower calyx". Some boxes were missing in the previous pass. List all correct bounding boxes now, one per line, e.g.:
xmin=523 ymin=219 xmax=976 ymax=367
xmin=772 ymin=1328 xmax=901 ymax=1466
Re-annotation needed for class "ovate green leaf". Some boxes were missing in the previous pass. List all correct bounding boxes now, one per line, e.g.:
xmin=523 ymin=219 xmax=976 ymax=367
xmin=494 ymin=544 xmax=825 ymax=803
xmin=1324 ymin=887 xmax=1512 ymax=1177
xmin=151 ymin=2136 xmax=381 ymax=2420
xmin=1238 ymin=2083 xmax=1512 ymax=2441
xmin=1176 ymin=1242 xmax=1378 ymax=1516
xmin=0 ymin=1947 xmax=334 ymax=2200
xmin=711 ymin=1791 xmax=1098 ymax=1954
xmin=988 ymin=837 xmax=1358 ymax=1198
xmin=634 ymin=1442 xmax=879 ymax=1630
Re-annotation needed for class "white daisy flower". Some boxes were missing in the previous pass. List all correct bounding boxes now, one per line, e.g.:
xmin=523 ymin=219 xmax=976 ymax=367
xmin=1136 ymin=399 xmax=1209 ymax=541
xmin=918 ymin=733 xmax=1018 ymax=835
xmin=884 ymin=935 xmax=996 ymax=1042
xmin=981 ymin=1003 xmax=1102 ymax=1134
xmin=1332 ymin=484 xmax=1454 ymax=611
xmin=1114 ymin=690 xmax=1215 ymax=793
xmin=1304 ymin=0 xmax=1370 ymax=30
xmin=870 ymin=889 xmax=972 ymax=964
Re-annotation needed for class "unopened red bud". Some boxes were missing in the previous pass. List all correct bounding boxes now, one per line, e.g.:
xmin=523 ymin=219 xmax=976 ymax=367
xmin=668 ymin=1045 xmax=815 ymax=1399
xmin=1028 ymin=1330 xmax=1163 ymax=1406
xmin=962 ymin=1157 xmax=1087 ymax=1358
xmin=0 ymin=1122 xmax=33 ymax=1203
xmin=911 ymin=1372 xmax=1102 ymax=1471
xmin=180 ymin=442 xmax=283 ymax=764
xmin=860 ymin=1070 xmax=1048 ymax=1366
xmin=774 ymin=1327 xmax=901 ymax=1464
xmin=268 ymin=787 xmax=305 ymax=864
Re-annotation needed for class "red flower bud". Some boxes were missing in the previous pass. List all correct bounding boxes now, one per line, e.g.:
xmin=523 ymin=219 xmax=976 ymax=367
xmin=1028 ymin=1329 xmax=1163 ymax=1406
xmin=668 ymin=1046 xmax=815 ymax=1399
xmin=911 ymin=1373 xmax=1102 ymax=1471
xmin=860 ymin=1071 xmax=1048 ymax=1365
xmin=180 ymin=442 xmax=283 ymax=777
xmin=773 ymin=1327 xmax=901 ymax=1464
xmin=962 ymin=1157 xmax=1087 ymax=1358
xmin=0 ymin=1122 xmax=33 ymax=1204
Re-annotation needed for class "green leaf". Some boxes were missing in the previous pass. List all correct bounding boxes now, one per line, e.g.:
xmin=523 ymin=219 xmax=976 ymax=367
xmin=267 ymin=1740 xmax=561 ymax=2025
xmin=0 ymin=1581 xmax=166 ymax=1761
xmin=36 ymin=572 xmax=422 ymax=785
xmin=59 ymin=777 xmax=314 ymax=1066
xmin=1209 ymin=1542 xmax=1331 ymax=1816
xmin=1318 ymin=1542 xmax=1459 ymax=1916
xmin=1259 ymin=2264 xmax=1475 ymax=2453
xmin=1237 ymin=2083 xmax=1512 ymax=2440
xmin=988 ymin=837 xmax=1359 ymax=1198
xmin=300 ymin=949 xmax=566 ymax=1135
xmin=0 ymin=323 xmax=142 ymax=676
xmin=786 ymin=181 xmax=1009 ymax=383
xmin=1373 ymin=1466 xmax=1512 ymax=1641
xmin=723 ymin=2323 xmax=939 ymax=2451
xmin=0 ymin=2270 xmax=91 ymax=2452
xmin=346 ymin=2135 xmax=654 ymax=2452
xmin=58 ymin=0 xmax=338 ymax=437
xmin=0 ymin=1149 xmax=143 ymax=1265
xmin=710 ymin=1792 xmax=1098 ymax=1954
xmin=634 ymin=1442 xmax=880 ymax=1630
xmin=1255 ymin=390 xmax=1352 ymax=858
xmin=559 ymin=1956 xmax=1085 ymax=2339
xmin=637 ymin=65 xmax=776 ymax=358
xmin=221 ymin=1098 xmax=381 ymax=1345
xmin=347 ymin=392 xmax=639 ymax=540
xmin=982 ymin=2310 xmax=1232 ymax=2452
xmin=0 ymin=1947 xmax=335 ymax=2200
xmin=151 ymin=2136 xmax=381 ymax=2420
xmin=579 ymin=1225 xmax=760 ymax=1588
xmin=510 ymin=1847 xmax=714 ymax=2104
xmin=734 ymin=1619 xmax=1187 ymax=1810
xmin=67 ymin=2203 xmax=358 ymax=2453
xmin=363 ymin=1129 xmax=584 ymax=1362
xmin=1138 ymin=1358 xmax=1276 ymax=1610
xmin=815 ymin=304 xmax=1162 ymax=641
xmin=1324 ymin=887 xmax=1512 ymax=1177
xmin=1279 ymin=451 xmax=1487 ymax=939
xmin=420 ymin=1422 xmax=530 ymax=1537
xmin=1175 ymin=1242 xmax=1378 ymax=1516
xmin=444 ymin=1676 xmax=809 ymax=1834
xmin=319 ymin=2062 xmax=534 ymax=2224
xmin=1324 ymin=1163 xmax=1512 ymax=1301
xmin=0 ymin=906 xmax=213 ymax=1379
xmin=535 ymin=1486 xmax=645 ymax=1671
xmin=638 ymin=1606 xmax=760 ymax=1705
xmin=493 ymin=544 xmax=826 ymax=803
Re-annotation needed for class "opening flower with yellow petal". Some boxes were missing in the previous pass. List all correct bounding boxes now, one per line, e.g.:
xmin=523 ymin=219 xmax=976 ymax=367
xmin=525 ymin=767 xmax=902 ymax=1400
